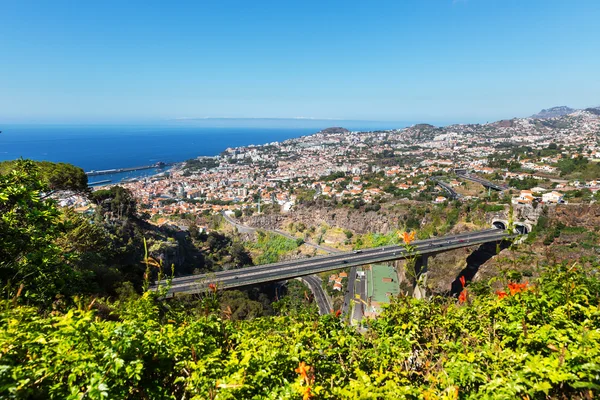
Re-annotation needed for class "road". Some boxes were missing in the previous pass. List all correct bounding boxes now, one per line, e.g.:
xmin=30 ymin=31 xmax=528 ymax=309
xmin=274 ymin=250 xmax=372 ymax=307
xmin=222 ymin=211 xmax=336 ymax=314
xmin=457 ymin=173 xmax=508 ymax=191
xmin=299 ymin=275 xmax=332 ymax=315
xmin=154 ymin=228 xmax=512 ymax=296
xmin=431 ymin=177 xmax=461 ymax=200
xmin=341 ymin=266 xmax=356 ymax=315
xmin=351 ymin=272 xmax=367 ymax=324
xmin=222 ymin=212 xmax=338 ymax=252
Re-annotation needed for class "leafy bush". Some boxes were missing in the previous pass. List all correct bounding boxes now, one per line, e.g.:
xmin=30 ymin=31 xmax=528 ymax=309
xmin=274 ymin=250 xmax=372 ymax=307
xmin=247 ymin=232 xmax=299 ymax=264
xmin=1 ymin=263 xmax=599 ymax=398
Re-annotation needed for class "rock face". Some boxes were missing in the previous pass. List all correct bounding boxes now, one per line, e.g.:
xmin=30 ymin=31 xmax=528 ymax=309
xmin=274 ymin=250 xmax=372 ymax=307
xmin=547 ymin=204 xmax=600 ymax=229
xmin=243 ymin=205 xmax=397 ymax=234
xmin=531 ymin=106 xmax=575 ymax=119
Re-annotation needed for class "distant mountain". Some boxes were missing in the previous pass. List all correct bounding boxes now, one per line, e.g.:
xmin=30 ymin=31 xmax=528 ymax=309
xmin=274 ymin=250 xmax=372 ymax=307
xmin=584 ymin=107 xmax=600 ymax=116
xmin=531 ymin=106 xmax=575 ymax=119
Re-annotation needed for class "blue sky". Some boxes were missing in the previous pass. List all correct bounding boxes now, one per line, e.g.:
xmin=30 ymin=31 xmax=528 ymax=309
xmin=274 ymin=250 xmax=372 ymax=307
xmin=0 ymin=0 xmax=599 ymax=124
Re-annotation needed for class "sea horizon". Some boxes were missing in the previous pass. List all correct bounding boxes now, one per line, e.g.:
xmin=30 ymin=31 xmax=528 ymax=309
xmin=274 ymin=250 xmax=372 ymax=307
xmin=0 ymin=121 xmax=417 ymax=184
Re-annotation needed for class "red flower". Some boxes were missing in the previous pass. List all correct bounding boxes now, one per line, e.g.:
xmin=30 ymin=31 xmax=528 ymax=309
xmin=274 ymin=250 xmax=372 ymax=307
xmin=459 ymin=276 xmax=466 ymax=288
xmin=507 ymin=281 xmax=528 ymax=295
xmin=335 ymin=309 xmax=342 ymax=318
xmin=458 ymin=289 xmax=468 ymax=304
xmin=208 ymin=283 xmax=217 ymax=293
xmin=496 ymin=290 xmax=507 ymax=299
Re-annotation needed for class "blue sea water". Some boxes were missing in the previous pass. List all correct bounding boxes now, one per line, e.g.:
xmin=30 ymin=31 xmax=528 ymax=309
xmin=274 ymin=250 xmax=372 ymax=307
xmin=0 ymin=122 xmax=410 ymax=184
xmin=0 ymin=125 xmax=319 ymax=170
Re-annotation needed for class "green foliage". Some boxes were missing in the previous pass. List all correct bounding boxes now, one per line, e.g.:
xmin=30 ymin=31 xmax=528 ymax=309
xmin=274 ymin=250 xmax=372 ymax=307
xmin=354 ymin=231 xmax=400 ymax=249
xmin=557 ymin=155 xmax=600 ymax=179
xmin=181 ymin=157 xmax=220 ymax=174
xmin=1 ymin=264 xmax=599 ymax=398
xmin=247 ymin=232 xmax=299 ymax=264
xmin=0 ymin=160 xmax=77 ymax=304
xmin=509 ymin=177 xmax=543 ymax=190
xmin=0 ymin=159 xmax=88 ymax=193
xmin=91 ymin=186 xmax=137 ymax=220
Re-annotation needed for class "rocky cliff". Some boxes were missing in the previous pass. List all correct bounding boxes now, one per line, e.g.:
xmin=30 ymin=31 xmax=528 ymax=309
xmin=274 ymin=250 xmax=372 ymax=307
xmin=547 ymin=204 xmax=600 ymax=229
xmin=243 ymin=205 xmax=397 ymax=234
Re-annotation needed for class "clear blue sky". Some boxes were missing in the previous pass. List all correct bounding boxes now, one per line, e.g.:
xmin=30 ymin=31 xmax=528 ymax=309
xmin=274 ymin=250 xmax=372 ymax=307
xmin=0 ymin=0 xmax=599 ymax=124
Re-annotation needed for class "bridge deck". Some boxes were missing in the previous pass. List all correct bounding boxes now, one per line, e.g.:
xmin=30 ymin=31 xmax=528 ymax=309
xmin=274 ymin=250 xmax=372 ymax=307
xmin=154 ymin=229 xmax=514 ymax=296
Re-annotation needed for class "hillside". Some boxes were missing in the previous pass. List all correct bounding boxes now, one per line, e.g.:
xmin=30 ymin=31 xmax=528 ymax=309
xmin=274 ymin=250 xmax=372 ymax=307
xmin=531 ymin=106 xmax=575 ymax=119
xmin=319 ymin=127 xmax=350 ymax=134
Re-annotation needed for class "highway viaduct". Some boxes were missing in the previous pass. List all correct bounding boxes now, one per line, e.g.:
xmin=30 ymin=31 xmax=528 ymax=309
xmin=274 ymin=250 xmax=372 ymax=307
xmin=153 ymin=228 xmax=516 ymax=297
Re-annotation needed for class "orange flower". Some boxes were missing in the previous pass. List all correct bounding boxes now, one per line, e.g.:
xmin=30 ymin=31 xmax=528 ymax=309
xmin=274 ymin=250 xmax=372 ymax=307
xmin=458 ymin=289 xmax=468 ymax=304
xmin=208 ymin=283 xmax=217 ymax=293
xmin=302 ymin=386 xmax=313 ymax=400
xmin=459 ymin=276 xmax=466 ymax=288
xmin=402 ymin=231 xmax=416 ymax=245
xmin=495 ymin=290 xmax=507 ymax=299
xmin=507 ymin=281 xmax=528 ymax=295
xmin=335 ymin=309 xmax=342 ymax=318
xmin=295 ymin=361 xmax=311 ymax=384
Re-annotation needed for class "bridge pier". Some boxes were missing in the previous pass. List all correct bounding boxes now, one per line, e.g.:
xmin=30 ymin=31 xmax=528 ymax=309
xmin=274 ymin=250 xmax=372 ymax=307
xmin=413 ymin=254 xmax=429 ymax=300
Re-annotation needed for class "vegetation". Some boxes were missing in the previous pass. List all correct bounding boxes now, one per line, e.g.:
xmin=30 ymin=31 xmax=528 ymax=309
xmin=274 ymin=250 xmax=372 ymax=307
xmin=1 ymin=263 xmax=598 ymax=398
xmin=246 ymin=231 xmax=300 ymax=264
xmin=2 ymin=160 xmax=600 ymax=398
xmin=0 ymin=159 xmax=89 ymax=193
xmin=557 ymin=155 xmax=600 ymax=179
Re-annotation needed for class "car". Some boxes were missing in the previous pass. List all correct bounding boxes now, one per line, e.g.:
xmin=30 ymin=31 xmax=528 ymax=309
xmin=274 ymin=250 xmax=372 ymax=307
xmin=353 ymin=250 xmax=362 ymax=254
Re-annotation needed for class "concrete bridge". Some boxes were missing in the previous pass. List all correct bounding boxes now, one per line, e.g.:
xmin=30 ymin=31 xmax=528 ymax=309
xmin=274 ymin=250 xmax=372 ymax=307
xmin=154 ymin=228 xmax=516 ymax=297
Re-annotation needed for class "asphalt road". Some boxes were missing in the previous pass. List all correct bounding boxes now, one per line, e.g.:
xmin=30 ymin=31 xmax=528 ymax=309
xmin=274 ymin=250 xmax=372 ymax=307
xmin=299 ymin=275 xmax=332 ymax=315
xmin=431 ymin=177 xmax=461 ymax=200
xmin=155 ymin=228 xmax=511 ymax=296
xmin=457 ymin=173 xmax=508 ymax=191
xmin=341 ymin=266 xmax=356 ymax=315
xmin=351 ymin=273 xmax=367 ymax=324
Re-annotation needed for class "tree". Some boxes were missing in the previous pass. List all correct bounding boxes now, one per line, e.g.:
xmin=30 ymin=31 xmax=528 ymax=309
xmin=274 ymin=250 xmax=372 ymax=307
xmin=0 ymin=160 xmax=89 ymax=193
xmin=91 ymin=186 xmax=137 ymax=219
xmin=0 ymin=160 xmax=77 ymax=304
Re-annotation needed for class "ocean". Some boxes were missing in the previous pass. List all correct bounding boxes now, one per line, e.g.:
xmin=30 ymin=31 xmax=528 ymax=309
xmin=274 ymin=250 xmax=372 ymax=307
xmin=0 ymin=122 xmax=409 ymax=184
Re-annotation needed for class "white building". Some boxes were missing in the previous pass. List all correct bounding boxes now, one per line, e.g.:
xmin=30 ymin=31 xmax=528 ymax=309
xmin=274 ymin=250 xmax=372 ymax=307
xmin=542 ymin=191 xmax=564 ymax=204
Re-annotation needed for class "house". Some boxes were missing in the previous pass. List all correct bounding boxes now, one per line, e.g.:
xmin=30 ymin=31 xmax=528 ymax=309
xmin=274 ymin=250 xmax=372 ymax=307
xmin=434 ymin=196 xmax=447 ymax=204
xmin=516 ymin=190 xmax=534 ymax=204
xmin=542 ymin=191 xmax=564 ymax=204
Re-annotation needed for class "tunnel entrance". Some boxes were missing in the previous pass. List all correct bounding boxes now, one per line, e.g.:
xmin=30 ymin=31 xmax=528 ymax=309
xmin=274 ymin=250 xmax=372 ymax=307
xmin=492 ymin=221 xmax=507 ymax=230
xmin=514 ymin=224 xmax=529 ymax=234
